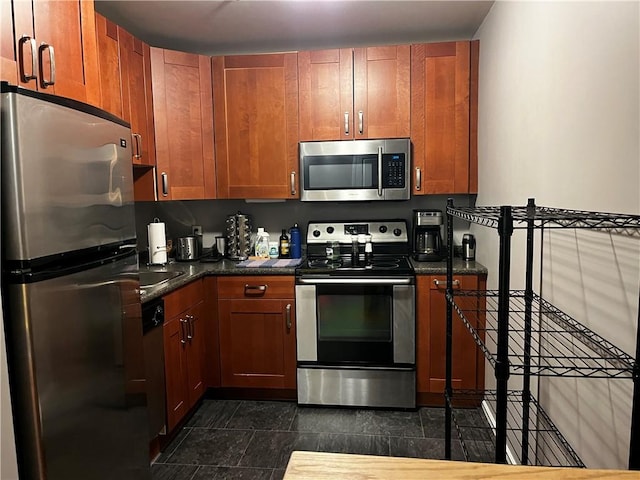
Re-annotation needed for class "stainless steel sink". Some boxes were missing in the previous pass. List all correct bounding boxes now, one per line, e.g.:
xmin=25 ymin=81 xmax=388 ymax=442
xmin=139 ymin=271 xmax=184 ymax=289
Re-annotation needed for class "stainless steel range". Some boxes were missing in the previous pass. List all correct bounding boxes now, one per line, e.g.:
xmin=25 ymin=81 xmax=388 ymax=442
xmin=295 ymin=220 xmax=416 ymax=409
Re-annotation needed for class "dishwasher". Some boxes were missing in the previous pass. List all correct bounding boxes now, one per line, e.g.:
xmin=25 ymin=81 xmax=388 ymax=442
xmin=142 ymin=298 xmax=166 ymax=441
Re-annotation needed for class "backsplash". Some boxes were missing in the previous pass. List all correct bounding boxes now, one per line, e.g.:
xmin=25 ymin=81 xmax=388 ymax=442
xmin=135 ymin=195 xmax=476 ymax=252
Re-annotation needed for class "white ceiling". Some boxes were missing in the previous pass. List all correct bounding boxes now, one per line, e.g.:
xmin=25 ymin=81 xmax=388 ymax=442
xmin=95 ymin=0 xmax=494 ymax=56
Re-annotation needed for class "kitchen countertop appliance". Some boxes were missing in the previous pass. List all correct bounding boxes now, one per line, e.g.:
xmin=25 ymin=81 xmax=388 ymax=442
xmin=295 ymin=219 xmax=416 ymax=409
xmin=299 ymin=138 xmax=411 ymax=202
xmin=0 ymin=83 xmax=150 ymax=479
xmin=412 ymin=209 xmax=445 ymax=262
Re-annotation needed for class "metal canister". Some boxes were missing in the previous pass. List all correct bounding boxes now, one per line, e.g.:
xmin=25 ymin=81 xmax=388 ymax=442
xmin=462 ymin=233 xmax=476 ymax=261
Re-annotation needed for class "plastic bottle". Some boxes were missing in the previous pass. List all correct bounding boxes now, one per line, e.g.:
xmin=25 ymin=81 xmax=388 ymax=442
xmin=279 ymin=229 xmax=290 ymax=258
xmin=289 ymin=223 xmax=302 ymax=259
xmin=254 ymin=227 xmax=270 ymax=258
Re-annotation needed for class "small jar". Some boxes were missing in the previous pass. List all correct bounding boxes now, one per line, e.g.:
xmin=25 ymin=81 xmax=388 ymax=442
xmin=268 ymin=241 xmax=279 ymax=259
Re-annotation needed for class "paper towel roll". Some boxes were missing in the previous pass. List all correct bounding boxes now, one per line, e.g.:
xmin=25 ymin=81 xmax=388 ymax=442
xmin=148 ymin=222 xmax=167 ymax=265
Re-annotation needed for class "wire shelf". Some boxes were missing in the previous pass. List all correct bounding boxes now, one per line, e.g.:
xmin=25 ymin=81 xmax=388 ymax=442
xmin=446 ymin=290 xmax=635 ymax=378
xmin=447 ymin=205 xmax=640 ymax=235
xmin=447 ymin=390 xmax=585 ymax=467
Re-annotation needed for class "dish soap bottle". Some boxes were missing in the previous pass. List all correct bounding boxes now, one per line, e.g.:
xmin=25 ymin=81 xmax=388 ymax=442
xmin=279 ymin=229 xmax=290 ymax=258
xmin=254 ymin=227 xmax=270 ymax=258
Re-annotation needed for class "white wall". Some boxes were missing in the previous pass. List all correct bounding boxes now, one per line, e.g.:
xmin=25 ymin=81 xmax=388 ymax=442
xmin=474 ymin=1 xmax=639 ymax=469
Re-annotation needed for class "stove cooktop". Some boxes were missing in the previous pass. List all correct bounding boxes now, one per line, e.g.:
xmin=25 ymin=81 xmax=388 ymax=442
xmin=297 ymin=254 xmax=414 ymax=276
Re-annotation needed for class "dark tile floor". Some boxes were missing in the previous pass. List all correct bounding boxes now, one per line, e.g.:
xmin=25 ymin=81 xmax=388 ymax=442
xmin=151 ymin=400 xmax=490 ymax=480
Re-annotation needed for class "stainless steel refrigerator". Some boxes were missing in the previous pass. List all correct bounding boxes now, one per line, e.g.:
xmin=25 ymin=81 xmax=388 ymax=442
xmin=1 ymin=83 xmax=150 ymax=479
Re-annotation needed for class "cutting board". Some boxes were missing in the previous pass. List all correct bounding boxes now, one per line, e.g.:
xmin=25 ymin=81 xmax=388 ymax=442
xmin=236 ymin=258 xmax=303 ymax=268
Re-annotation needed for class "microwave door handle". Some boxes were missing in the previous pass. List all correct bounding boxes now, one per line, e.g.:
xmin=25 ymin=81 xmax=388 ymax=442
xmin=377 ymin=146 xmax=383 ymax=196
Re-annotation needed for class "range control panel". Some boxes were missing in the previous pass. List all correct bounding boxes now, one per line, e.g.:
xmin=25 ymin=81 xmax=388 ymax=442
xmin=307 ymin=220 xmax=408 ymax=245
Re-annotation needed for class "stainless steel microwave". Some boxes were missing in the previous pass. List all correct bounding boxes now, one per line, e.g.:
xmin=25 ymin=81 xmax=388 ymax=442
xmin=299 ymin=138 xmax=411 ymax=201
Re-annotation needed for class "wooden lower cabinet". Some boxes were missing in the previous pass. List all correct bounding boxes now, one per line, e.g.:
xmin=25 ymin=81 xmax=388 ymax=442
xmin=163 ymin=279 xmax=205 ymax=432
xmin=416 ymin=274 xmax=486 ymax=406
xmin=217 ymin=276 xmax=296 ymax=389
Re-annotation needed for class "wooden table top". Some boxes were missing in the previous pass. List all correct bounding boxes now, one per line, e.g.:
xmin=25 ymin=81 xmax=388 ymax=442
xmin=283 ymin=451 xmax=639 ymax=479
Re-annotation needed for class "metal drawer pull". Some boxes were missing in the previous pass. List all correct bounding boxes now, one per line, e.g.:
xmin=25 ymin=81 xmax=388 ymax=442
xmin=244 ymin=284 xmax=267 ymax=295
xmin=132 ymin=133 xmax=142 ymax=159
xmin=285 ymin=304 xmax=292 ymax=331
xmin=185 ymin=314 xmax=194 ymax=340
xmin=18 ymin=35 xmax=37 ymax=82
xmin=344 ymin=112 xmax=349 ymax=135
xmin=433 ymin=279 xmax=460 ymax=287
xmin=38 ymin=43 xmax=55 ymax=88
xmin=179 ymin=318 xmax=187 ymax=344
xmin=161 ymin=172 xmax=168 ymax=196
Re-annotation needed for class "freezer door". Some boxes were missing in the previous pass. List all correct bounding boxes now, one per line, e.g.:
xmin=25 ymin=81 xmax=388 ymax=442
xmin=3 ymin=253 xmax=150 ymax=480
xmin=1 ymin=90 xmax=136 ymax=261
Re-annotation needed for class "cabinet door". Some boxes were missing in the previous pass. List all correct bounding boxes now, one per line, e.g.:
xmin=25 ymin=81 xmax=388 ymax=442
xmin=218 ymin=298 xmax=296 ymax=389
xmin=411 ymin=41 xmax=477 ymax=195
xmin=1 ymin=0 xmax=19 ymax=84
xmin=428 ymin=275 xmax=483 ymax=393
xmin=353 ymin=45 xmax=410 ymax=139
xmin=120 ymin=28 xmax=156 ymax=167
xmin=213 ymin=53 xmax=299 ymax=199
xmin=163 ymin=314 xmax=189 ymax=432
xmin=151 ymin=47 xmax=215 ymax=200
xmin=185 ymin=301 xmax=205 ymax=408
xmin=31 ymin=0 xmax=100 ymax=105
xmin=95 ymin=13 xmax=123 ymax=117
xmin=298 ymin=49 xmax=353 ymax=141
xmin=416 ymin=275 xmax=485 ymax=404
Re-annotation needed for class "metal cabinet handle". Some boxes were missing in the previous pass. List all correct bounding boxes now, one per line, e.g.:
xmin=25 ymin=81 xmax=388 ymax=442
xmin=377 ymin=146 xmax=383 ymax=197
xmin=433 ymin=279 xmax=460 ymax=288
xmin=38 ymin=43 xmax=55 ymax=88
xmin=415 ymin=167 xmax=422 ymax=191
xmin=161 ymin=172 xmax=168 ymax=196
xmin=344 ymin=112 xmax=349 ymax=135
xmin=285 ymin=304 xmax=292 ymax=331
xmin=290 ymin=171 xmax=296 ymax=196
xmin=358 ymin=111 xmax=363 ymax=135
xmin=18 ymin=35 xmax=37 ymax=82
xmin=185 ymin=314 xmax=194 ymax=340
xmin=179 ymin=318 xmax=187 ymax=345
xmin=152 ymin=167 xmax=159 ymax=201
xmin=132 ymin=133 xmax=142 ymax=159
xmin=244 ymin=284 xmax=267 ymax=295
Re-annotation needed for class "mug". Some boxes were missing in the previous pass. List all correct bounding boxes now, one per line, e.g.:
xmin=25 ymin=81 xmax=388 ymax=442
xmin=215 ymin=236 xmax=226 ymax=257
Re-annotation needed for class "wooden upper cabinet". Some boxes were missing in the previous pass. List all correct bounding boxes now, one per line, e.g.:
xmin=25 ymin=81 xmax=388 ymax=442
xmin=95 ymin=13 xmax=123 ymax=117
xmin=298 ymin=45 xmax=410 ymax=141
xmin=4 ymin=0 xmax=100 ymax=105
xmin=119 ymin=28 xmax=155 ymax=167
xmin=213 ymin=53 xmax=299 ymax=199
xmin=151 ymin=47 xmax=215 ymax=200
xmin=411 ymin=41 xmax=479 ymax=195
xmin=1 ymin=0 xmax=19 ymax=84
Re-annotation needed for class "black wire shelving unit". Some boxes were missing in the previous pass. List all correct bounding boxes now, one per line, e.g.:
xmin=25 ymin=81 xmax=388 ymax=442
xmin=444 ymin=198 xmax=640 ymax=469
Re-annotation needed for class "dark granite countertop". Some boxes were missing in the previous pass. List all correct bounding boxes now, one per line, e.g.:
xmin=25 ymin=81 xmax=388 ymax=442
xmin=410 ymin=257 xmax=488 ymax=275
xmin=140 ymin=256 xmax=488 ymax=303
xmin=139 ymin=258 xmax=298 ymax=303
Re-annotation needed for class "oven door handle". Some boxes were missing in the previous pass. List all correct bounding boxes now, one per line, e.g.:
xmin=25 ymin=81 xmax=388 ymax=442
xmin=296 ymin=277 xmax=413 ymax=285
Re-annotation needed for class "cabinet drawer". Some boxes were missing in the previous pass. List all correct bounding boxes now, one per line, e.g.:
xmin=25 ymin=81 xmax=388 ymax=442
xmin=164 ymin=279 xmax=204 ymax=318
xmin=429 ymin=275 xmax=476 ymax=291
xmin=217 ymin=276 xmax=294 ymax=299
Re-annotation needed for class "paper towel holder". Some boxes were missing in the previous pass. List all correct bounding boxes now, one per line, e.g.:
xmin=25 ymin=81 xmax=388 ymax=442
xmin=147 ymin=217 xmax=168 ymax=265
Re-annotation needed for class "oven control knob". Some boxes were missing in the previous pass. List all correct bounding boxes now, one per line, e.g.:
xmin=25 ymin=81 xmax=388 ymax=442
xmin=393 ymin=228 xmax=402 ymax=237
xmin=326 ymin=226 xmax=334 ymax=234
xmin=313 ymin=229 xmax=321 ymax=238
xmin=379 ymin=225 xmax=388 ymax=233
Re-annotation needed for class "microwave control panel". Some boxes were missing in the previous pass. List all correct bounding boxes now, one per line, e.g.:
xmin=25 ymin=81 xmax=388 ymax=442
xmin=382 ymin=154 xmax=406 ymax=188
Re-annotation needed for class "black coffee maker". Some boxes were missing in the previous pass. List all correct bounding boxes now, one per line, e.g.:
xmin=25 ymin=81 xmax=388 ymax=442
xmin=412 ymin=209 xmax=445 ymax=261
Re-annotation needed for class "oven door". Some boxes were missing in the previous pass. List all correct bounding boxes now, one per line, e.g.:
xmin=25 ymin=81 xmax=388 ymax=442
xmin=295 ymin=278 xmax=415 ymax=366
